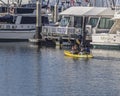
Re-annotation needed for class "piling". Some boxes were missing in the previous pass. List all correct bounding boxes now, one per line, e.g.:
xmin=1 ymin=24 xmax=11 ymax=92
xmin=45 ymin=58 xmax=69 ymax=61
xmin=29 ymin=0 xmax=42 ymax=44
xmin=82 ymin=16 xmax=87 ymax=47
xmin=59 ymin=36 xmax=63 ymax=49
xmin=35 ymin=0 xmax=42 ymax=40
xmin=54 ymin=4 xmax=58 ymax=23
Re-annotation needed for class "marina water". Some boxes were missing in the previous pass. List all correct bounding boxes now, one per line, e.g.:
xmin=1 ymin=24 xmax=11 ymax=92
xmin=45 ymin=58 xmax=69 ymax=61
xmin=0 ymin=42 xmax=120 ymax=96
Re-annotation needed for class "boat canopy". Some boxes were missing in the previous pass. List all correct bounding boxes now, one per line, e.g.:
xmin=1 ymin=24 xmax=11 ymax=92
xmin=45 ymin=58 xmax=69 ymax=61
xmin=59 ymin=6 xmax=115 ymax=17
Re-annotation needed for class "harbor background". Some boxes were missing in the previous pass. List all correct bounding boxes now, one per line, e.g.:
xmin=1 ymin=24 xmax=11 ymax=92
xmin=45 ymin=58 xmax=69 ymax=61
xmin=0 ymin=42 xmax=120 ymax=96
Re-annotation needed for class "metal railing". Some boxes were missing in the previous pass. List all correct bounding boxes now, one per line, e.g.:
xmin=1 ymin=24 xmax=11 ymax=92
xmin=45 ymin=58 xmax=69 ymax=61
xmin=42 ymin=26 xmax=81 ymax=35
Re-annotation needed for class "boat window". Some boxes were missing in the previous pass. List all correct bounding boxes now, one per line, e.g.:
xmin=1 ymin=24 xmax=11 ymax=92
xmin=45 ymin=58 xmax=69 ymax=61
xmin=15 ymin=8 xmax=34 ymax=14
xmin=98 ymin=18 xmax=114 ymax=29
xmin=42 ymin=16 xmax=49 ymax=25
xmin=21 ymin=17 xmax=36 ymax=24
xmin=88 ymin=17 xmax=99 ymax=27
xmin=20 ymin=16 xmax=49 ymax=25
xmin=0 ymin=7 xmax=7 ymax=13
xmin=0 ymin=15 xmax=16 ymax=24
xmin=59 ymin=17 xmax=70 ymax=27
xmin=74 ymin=16 xmax=83 ymax=28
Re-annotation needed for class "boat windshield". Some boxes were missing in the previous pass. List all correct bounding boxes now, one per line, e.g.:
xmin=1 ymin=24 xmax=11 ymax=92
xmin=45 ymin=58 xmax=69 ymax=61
xmin=59 ymin=17 xmax=70 ymax=27
xmin=88 ymin=17 xmax=99 ymax=27
xmin=98 ymin=18 xmax=114 ymax=29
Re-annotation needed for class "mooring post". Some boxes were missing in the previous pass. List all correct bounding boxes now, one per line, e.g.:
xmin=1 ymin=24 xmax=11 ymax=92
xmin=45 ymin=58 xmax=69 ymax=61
xmin=82 ymin=16 xmax=87 ymax=48
xmin=54 ymin=4 xmax=58 ymax=23
xmin=29 ymin=0 xmax=42 ymax=44
xmin=35 ymin=0 xmax=42 ymax=40
xmin=59 ymin=36 xmax=63 ymax=49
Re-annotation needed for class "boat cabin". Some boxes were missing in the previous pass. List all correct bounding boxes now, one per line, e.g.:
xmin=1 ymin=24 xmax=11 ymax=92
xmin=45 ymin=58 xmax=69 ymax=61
xmin=86 ymin=16 xmax=114 ymax=34
xmin=58 ymin=7 xmax=114 ymax=38
xmin=59 ymin=15 xmax=83 ymax=28
xmin=108 ymin=0 xmax=120 ymax=34
xmin=89 ymin=0 xmax=120 ymax=49
xmin=0 ymin=13 xmax=49 ymax=30
xmin=0 ymin=6 xmax=49 ymax=30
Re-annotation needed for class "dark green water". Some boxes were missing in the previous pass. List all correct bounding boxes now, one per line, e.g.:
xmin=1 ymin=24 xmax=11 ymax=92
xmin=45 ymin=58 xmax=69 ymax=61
xmin=0 ymin=42 xmax=120 ymax=96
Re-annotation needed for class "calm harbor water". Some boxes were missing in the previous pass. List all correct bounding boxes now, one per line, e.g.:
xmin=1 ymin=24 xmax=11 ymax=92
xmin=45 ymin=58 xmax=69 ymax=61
xmin=0 ymin=42 xmax=120 ymax=96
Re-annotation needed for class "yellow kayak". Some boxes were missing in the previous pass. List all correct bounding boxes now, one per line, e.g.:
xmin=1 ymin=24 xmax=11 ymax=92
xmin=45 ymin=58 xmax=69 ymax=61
xmin=64 ymin=50 xmax=93 ymax=58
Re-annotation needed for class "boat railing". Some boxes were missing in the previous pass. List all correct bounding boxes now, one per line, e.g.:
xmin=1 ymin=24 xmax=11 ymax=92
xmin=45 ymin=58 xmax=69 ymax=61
xmin=0 ymin=24 xmax=35 ymax=29
xmin=42 ymin=26 xmax=81 ymax=35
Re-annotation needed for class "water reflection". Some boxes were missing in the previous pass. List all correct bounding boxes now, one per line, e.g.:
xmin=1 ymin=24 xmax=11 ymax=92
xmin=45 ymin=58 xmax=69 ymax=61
xmin=92 ymin=49 xmax=120 ymax=60
xmin=0 ymin=43 xmax=120 ymax=96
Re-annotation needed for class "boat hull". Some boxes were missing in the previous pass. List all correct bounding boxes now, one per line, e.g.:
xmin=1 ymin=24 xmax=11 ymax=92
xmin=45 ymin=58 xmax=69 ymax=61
xmin=0 ymin=30 xmax=35 ymax=41
xmin=64 ymin=50 xmax=93 ymax=58
xmin=91 ymin=33 xmax=120 ymax=49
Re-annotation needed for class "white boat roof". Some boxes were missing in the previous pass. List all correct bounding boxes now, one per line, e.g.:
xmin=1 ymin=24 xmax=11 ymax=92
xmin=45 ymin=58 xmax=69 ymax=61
xmin=59 ymin=6 xmax=115 ymax=17
xmin=98 ymin=8 xmax=115 ymax=16
xmin=59 ymin=6 xmax=93 ymax=16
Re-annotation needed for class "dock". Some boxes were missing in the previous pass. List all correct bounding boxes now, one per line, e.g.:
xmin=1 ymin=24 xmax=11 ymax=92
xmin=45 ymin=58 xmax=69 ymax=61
xmin=29 ymin=34 xmax=75 ymax=48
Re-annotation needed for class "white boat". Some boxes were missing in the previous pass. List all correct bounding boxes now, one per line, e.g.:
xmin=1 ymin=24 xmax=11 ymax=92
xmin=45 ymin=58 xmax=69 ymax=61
xmin=90 ymin=0 xmax=120 ymax=49
xmin=0 ymin=7 xmax=49 ymax=41
xmin=42 ymin=6 xmax=114 ymax=41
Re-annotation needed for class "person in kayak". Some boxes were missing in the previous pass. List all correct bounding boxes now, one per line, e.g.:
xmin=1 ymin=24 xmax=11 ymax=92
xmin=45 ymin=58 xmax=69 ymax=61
xmin=71 ymin=44 xmax=79 ymax=54
xmin=85 ymin=45 xmax=90 ymax=54
xmin=71 ymin=36 xmax=82 ymax=54
xmin=79 ymin=45 xmax=90 ymax=55
xmin=79 ymin=46 xmax=85 ymax=55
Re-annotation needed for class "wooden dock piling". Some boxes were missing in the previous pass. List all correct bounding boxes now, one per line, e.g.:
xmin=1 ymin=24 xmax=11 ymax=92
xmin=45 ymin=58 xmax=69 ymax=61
xmin=29 ymin=0 xmax=42 ymax=44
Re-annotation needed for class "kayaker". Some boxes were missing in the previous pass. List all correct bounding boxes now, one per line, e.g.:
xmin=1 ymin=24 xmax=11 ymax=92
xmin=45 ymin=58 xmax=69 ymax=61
xmin=85 ymin=46 xmax=90 ymax=54
xmin=71 ymin=44 xmax=79 ymax=54
xmin=79 ymin=46 xmax=85 ymax=55
xmin=71 ymin=35 xmax=82 ymax=54
xmin=79 ymin=45 xmax=90 ymax=55
xmin=75 ymin=37 xmax=81 ymax=51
